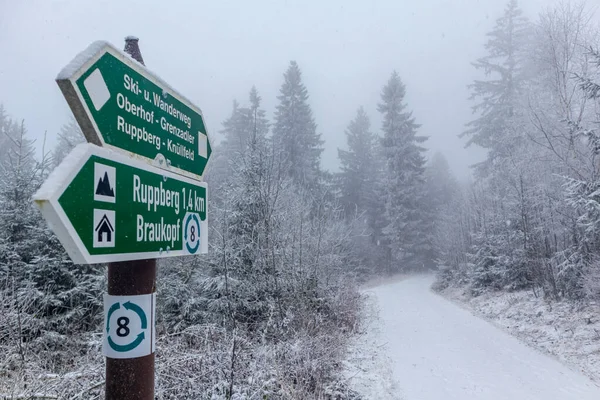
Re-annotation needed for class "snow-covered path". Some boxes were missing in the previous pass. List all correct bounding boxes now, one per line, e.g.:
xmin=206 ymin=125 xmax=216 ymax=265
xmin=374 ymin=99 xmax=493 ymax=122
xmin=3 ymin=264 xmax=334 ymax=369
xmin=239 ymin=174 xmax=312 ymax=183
xmin=367 ymin=275 xmax=600 ymax=400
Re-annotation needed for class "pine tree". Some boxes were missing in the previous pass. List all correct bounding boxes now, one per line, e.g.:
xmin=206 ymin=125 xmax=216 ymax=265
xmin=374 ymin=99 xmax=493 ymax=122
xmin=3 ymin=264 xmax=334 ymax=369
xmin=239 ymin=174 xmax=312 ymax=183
xmin=230 ymin=87 xmax=270 ymax=263
xmin=220 ymin=100 xmax=250 ymax=158
xmin=273 ymin=61 xmax=323 ymax=190
xmin=424 ymin=153 xmax=459 ymax=267
xmin=337 ymin=107 xmax=387 ymax=244
xmin=0 ymin=105 xmax=18 ymax=163
xmin=0 ymin=104 xmax=7 ymax=136
xmin=336 ymin=107 xmax=389 ymax=273
xmin=208 ymin=100 xmax=253 ymax=202
xmin=561 ymin=47 xmax=600 ymax=298
xmin=425 ymin=153 xmax=458 ymax=212
xmin=201 ymin=87 xmax=276 ymax=327
xmin=0 ymin=120 xmax=41 ymax=271
xmin=462 ymin=0 xmax=530 ymax=175
xmin=0 ymin=118 xmax=103 ymax=336
xmin=378 ymin=71 xmax=429 ymax=271
xmin=338 ymin=107 xmax=377 ymax=216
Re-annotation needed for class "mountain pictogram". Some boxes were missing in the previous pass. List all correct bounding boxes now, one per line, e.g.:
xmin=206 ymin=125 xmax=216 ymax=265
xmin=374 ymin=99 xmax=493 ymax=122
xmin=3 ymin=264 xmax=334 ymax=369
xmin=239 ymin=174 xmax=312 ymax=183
xmin=96 ymin=172 xmax=114 ymax=197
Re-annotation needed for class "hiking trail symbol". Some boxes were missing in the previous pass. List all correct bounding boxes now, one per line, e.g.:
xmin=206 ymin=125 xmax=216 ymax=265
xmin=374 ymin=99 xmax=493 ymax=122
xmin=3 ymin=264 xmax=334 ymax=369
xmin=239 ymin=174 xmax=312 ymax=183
xmin=184 ymin=212 xmax=201 ymax=254
xmin=103 ymin=293 xmax=155 ymax=359
xmin=94 ymin=163 xmax=116 ymax=203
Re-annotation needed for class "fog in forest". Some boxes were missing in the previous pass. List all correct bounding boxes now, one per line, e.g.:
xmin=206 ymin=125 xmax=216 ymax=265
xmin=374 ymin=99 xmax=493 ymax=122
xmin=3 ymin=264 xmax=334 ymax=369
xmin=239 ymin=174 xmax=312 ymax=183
xmin=1 ymin=0 xmax=567 ymax=179
xmin=3 ymin=1 xmax=600 ymax=398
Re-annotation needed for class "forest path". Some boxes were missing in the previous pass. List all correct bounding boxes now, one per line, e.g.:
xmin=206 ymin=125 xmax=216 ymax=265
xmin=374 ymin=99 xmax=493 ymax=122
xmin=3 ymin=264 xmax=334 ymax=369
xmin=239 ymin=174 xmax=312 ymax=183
xmin=366 ymin=275 xmax=600 ymax=400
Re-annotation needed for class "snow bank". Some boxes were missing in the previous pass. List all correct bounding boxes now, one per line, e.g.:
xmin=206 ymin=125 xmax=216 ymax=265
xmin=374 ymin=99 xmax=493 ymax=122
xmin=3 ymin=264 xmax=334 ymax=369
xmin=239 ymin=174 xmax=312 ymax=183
xmin=343 ymin=295 xmax=403 ymax=400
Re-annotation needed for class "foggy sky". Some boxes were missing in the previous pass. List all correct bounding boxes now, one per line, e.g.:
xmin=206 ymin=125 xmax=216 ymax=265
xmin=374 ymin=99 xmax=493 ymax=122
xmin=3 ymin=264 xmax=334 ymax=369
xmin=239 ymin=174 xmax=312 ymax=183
xmin=1 ymin=0 xmax=566 ymax=179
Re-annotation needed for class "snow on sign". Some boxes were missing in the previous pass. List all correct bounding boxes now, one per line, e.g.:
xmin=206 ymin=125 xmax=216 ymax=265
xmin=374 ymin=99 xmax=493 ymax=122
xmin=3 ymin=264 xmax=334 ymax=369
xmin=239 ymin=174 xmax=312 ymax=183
xmin=103 ymin=293 xmax=156 ymax=359
xmin=33 ymin=143 xmax=208 ymax=264
xmin=56 ymin=41 xmax=211 ymax=181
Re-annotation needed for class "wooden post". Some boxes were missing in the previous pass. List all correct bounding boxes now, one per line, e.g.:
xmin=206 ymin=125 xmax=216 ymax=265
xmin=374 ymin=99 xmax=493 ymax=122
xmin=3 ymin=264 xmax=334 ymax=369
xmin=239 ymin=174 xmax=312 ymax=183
xmin=105 ymin=36 xmax=156 ymax=400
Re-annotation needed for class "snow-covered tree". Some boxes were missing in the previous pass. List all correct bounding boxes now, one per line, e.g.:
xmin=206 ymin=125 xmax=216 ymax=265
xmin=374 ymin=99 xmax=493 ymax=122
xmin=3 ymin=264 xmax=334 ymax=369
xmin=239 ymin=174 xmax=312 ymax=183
xmin=220 ymin=100 xmax=249 ymax=157
xmin=438 ymin=2 xmax=600 ymax=298
xmin=337 ymin=107 xmax=387 ymax=272
xmin=337 ymin=107 xmax=379 ymax=217
xmin=273 ymin=61 xmax=323 ymax=190
xmin=462 ymin=0 xmax=531 ymax=176
xmin=378 ymin=71 xmax=429 ymax=271
xmin=0 ymin=120 xmax=42 ymax=271
xmin=561 ymin=46 xmax=600 ymax=299
xmin=424 ymin=153 xmax=459 ymax=264
xmin=0 ymin=104 xmax=18 ymax=163
xmin=425 ymin=153 xmax=458 ymax=212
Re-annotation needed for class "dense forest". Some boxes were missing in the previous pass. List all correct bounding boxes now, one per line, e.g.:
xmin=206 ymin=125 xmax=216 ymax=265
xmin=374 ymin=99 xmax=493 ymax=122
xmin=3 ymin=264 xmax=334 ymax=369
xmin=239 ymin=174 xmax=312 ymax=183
xmin=435 ymin=1 xmax=600 ymax=302
xmin=2 ymin=0 xmax=600 ymax=398
xmin=0 ymin=48 xmax=436 ymax=400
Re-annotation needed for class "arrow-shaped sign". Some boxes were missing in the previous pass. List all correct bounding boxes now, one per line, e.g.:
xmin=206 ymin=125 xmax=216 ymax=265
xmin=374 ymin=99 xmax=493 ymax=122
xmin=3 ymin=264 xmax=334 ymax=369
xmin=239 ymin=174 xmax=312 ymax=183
xmin=56 ymin=41 xmax=211 ymax=181
xmin=33 ymin=143 xmax=208 ymax=265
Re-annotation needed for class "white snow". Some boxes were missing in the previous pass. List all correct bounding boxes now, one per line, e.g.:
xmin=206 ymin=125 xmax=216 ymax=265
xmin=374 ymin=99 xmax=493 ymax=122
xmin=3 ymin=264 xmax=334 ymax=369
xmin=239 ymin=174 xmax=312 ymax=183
xmin=441 ymin=283 xmax=600 ymax=385
xmin=56 ymin=41 xmax=109 ymax=80
xmin=356 ymin=275 xmax=600 ymax=400
xmin=344 ymin=295 xmax=403 ymax=399
xmin=55 ymin=40 xmax=205 ymax=118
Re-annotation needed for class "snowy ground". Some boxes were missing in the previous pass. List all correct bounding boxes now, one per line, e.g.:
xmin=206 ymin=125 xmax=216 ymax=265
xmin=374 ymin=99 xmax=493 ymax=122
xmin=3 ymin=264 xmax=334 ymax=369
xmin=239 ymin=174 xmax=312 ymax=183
xmin=441 ymin=281 xmax=600 ymax=385
xmin=347 ymin=274 xmax=600 ymax=399
xmin=343 ymin=295 xmax=403 ymax=399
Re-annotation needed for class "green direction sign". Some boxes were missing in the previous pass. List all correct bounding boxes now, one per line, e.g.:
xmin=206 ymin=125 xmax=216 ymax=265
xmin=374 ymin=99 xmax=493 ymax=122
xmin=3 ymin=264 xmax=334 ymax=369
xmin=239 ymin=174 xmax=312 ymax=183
xmin=33 ymin=144 xmax=208 ymax=264
xmin=56 ymin=41 xmax=211 ymax=180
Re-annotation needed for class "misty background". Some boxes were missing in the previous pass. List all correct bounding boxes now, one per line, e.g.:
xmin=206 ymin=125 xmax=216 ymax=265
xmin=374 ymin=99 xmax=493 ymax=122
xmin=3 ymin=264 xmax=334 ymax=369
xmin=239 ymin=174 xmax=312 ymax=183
xmin=4 ymin=1 xmax=600 ymax=398
xmin=0 ymin=0 xmax=567 ymax=180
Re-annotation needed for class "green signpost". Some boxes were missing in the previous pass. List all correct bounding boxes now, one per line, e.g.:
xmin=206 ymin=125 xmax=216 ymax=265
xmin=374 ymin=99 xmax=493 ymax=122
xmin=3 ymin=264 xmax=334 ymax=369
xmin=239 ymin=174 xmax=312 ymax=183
xmin=39 ymin=38 xmax=209 ymax=399
xmin=33 ymin=143 xmax=208 ymax=264
xmin=56 ymin=41 xmax=211 ymax=180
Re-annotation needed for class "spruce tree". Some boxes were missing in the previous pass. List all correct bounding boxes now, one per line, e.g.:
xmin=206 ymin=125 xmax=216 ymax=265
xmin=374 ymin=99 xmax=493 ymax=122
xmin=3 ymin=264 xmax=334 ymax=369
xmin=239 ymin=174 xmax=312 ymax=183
xmin=230 ymin=87 xmax=270 ymax=262
xmin=208 ymin=99 xmax=253 ymax=201
xmin=424 ymin=153 xmax=458 ymax=212
xmin=0 ymin=120 xmax=41 ymax=272
xmin=462 ymin=0 xmax=530 ymax=175
xmin=424 ymin=153 xmax=459 ymax=266
xmin=378 ymin=71 xmax=429 ymax=271
xmin=220 ymin=100 xmax=250 ymax=159
xmin=0 ymin=118 xmax=102 ymax=336
xmin=273 ymin=61 xmax=323 ymax=190
xmin=0 ymin=104 xmax=7 ymax=136
xmin=203 ymin=87 xmax=275 ymax=326
xmin=338 ymin=107 xmax=377 ymax=216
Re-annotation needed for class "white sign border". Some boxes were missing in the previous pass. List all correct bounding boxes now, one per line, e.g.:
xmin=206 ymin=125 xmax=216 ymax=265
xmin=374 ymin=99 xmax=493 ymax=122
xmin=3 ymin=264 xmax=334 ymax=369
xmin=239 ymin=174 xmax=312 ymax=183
xmin=103 ymin=293 xmax=156 ymax=359
xmin=57 ymin=41 xmax=211 ymax=181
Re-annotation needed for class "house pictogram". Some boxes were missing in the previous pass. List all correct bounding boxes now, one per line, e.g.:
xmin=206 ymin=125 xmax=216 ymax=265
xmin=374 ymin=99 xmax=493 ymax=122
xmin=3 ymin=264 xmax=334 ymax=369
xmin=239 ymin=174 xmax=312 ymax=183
xmin=95 ymin=214 xmax=114 ymax=243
